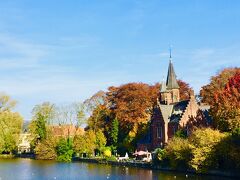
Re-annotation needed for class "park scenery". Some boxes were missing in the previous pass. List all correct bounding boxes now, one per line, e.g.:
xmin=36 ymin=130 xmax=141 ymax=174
xmin=0 ymin=1 xmax=240 ymax=179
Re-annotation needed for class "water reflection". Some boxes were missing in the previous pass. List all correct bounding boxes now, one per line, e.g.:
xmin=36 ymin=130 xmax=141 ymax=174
xmin=0 ymin=159 xmax=232 ymax=180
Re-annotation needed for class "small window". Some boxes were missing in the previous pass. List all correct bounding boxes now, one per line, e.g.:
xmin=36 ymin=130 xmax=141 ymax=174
xmin=157 ymin=126 xmax=162 ymax=139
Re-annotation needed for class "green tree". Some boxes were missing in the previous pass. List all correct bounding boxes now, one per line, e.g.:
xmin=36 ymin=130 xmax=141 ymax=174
xmin=0 ymin=93 xmax=17 ymax=112
xmin=56 ymin=138 xmax=73 ymax=162
xmin=214 ymin=128 xmax=240 ymax=171
xmin=109 ymin=118 xmax=119 ymax=148
xmin=32 ymin=102 xmax=56 ymax=125
xmin=174 ymin=129 xmax=187 ymax=139
xmin=155 ymin=148 xmax=167 ymax=162
xmin=95 ymin=130 xmax=107 ymax=153
xmin=30 ymin=102 xmax=56 ymax=145
xmin=0 ymin=94 xmax=23 ymax=154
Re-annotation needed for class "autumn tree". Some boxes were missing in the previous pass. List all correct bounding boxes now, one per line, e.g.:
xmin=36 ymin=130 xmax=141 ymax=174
xmin=165 ymin=137 xmax=191 ymax=169
xmin=95 ymin=130 xmax=107 ymax=153
xmin=73 ymin=130 xmax=96 ymax=156
xmin=106 ymin=83 xmax=159 ymax=152
xmin=107 ymin=83 xmax=159 ymax=126
xmin=200 ymin=67 xmax=240 ymax=106
xmin=189 ymin=128 xmax=226 ymax=172
xmin=211 ymin=73 xmax=240 ymax=131
xmin=87 ymin=104 xmax=110 ymax=132
xmin=186 ymin=110 xmax=212 ymax=134
xmin=177 ymin=80 xmax=193 ymax=100
xmin=35 ymin=136 xmax=58 ymax=160
xmin=84 ymin=90 xmax=107 ymax=115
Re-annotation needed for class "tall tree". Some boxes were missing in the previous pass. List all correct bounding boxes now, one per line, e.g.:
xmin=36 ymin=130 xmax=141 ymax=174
xmin=106 ymin=83 xmax=159 ymax=152
xmin=211 ymin=73 xmax=240 ymax=131
xmin=87 ymin=104 xmax=109 ymax=132
xmin=107 ymin=83 xmax=159 ymax=126
xmin=0 ymin=111 xmax=23 ymax=154
xmin=84 ymin=90 xmax=106 ymax=116
xmin=109 ymin=118 xmax=119 ymax=148
xmin=55 ymin=102 xmax=86 ymax=126
xmin=0 ymin=93 xmax=17 ymax=112
xmin=177 ymin=80 xmax=193 ymax=100
xmin=200 ymin=67 xmax=240 ymax=106
xmin=73 ymin=130 xmax=96 ymax=156
xmin=30 ymin=102 xmax=56 ymax=143
xmin=0 ymin=94 xmax=22 ymax=154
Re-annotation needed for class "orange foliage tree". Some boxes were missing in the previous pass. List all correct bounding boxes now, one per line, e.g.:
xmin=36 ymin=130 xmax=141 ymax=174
xmin=86 ymin=80 xmax=193 ymax=152
xmin=107 ymin=83 xmax=159 ymax=127
xmin=178 ymin=80 xmax=193 ymax=100
xmin=211 ymin=72 xmax=240 ymax=131
xmin=200 ymin=68 xmax=240 ymax=106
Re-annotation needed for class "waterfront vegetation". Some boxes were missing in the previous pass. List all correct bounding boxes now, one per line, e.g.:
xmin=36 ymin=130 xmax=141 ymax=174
xmin=0 ymin=67 xmax=239 ymax=176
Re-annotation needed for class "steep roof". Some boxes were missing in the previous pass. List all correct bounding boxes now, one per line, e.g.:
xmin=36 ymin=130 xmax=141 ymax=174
xmin=159 ymin=104 xmax=174 ymax=123
xmin=49 ymin=125 xmax=85 ymax=137
xmin=166 ymin=60 xmax=179 ymax=89
xmin=160 ymin=81 xmax=167 ymax=92
xmin=169 ymin=100 xmax=190 ymax=123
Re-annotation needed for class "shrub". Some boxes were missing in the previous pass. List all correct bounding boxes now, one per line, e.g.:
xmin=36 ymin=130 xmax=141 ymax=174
xmin=56 ymin=138 xmax=73 ymax=162
xmin=189 ymin=128 xmax=226 ymax=172
xmin=103 ymin=147 xmax=112 ymax=158
xmin=215 ymin=130 xmax=240 ymax=171
xmin=73 ymin=130 xmax=96 ymax=156
xmin=35 ymin=136 xmax=58 ymax=160
xmin=174 ymin=129 xmax=187 ymax=138
xmin=165 ymin=137 xmax=191 ymax=169
xmin=155 ymin=148 xmax=166 ymax=161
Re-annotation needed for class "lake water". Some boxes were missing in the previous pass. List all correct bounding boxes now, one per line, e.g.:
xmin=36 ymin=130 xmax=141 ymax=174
xmin=0 ymin=159 xmax=232 ymax=180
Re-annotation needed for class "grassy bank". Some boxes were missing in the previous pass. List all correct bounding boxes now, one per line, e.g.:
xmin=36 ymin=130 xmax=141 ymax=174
xmin=0 ymin=154 xmax=15 ymax=159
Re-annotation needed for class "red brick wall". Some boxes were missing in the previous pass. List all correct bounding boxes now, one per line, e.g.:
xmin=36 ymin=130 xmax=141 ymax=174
xmin=150 ymin=108 xmax=165 ymax=149
xmin=168 ymin=122 xmax=179 ymax=139
xmin=179 ymin=97 xmax=199 ymax=127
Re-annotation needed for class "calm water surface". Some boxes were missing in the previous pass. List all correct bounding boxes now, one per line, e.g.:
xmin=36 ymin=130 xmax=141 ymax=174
xmin=0 ymin=159 xmax=232 ymax=180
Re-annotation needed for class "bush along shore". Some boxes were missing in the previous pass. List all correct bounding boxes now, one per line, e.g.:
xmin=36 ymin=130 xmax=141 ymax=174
xmin=71 ymin=157 xmax=240 ymax=178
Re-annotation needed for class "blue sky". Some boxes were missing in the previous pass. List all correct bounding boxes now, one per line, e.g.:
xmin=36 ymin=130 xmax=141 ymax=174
xmin=0 ymin=0 xmax=239 ymax=120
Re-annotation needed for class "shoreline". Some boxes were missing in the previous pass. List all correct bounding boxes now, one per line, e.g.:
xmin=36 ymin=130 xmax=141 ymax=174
xmin=72 ymin=157 xmax=240 ymax=179
xmin=1 ymin=156 xmax=239 ymax=178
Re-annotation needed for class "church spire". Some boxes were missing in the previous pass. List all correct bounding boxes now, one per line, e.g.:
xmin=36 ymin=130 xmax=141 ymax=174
xmin=160 ymin=77 xmax=167 ymax=92
xmin=169 ymin=46 xmax=172 ymax=59
xmin=166 ymin=53 xmax=179 ymax=90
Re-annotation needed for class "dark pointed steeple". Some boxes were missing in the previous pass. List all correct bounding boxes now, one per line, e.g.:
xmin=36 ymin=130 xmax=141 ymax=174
xmin=166 ymin=57 xmax=179 ymax=90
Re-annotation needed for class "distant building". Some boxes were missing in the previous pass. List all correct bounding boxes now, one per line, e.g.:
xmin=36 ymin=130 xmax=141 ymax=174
xmin=18 ymin=132 xmax=31 ymax=153
xmin=49 ymin=124 xmax=84 ymax=138
xmin=138 ymin=56 xmax=210 ymax=151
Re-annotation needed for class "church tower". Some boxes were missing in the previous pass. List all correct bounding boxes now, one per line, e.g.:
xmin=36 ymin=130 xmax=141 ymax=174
xmin=160 ymin=54 xmax=180 ymax=104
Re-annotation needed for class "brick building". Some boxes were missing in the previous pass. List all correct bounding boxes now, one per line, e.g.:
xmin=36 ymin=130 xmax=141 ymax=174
xmin=49 ymin=125 xmax=84 ymax=138
xmin=138 ymin=57 xmax=206 ymax=151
